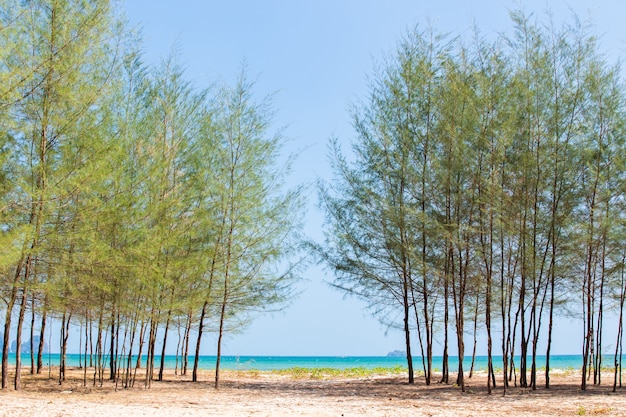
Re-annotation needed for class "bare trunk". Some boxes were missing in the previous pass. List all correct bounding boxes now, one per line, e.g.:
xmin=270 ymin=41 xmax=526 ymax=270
xmin=84 ymin=316 xmax=89 ymax=387
xmin=14 ymin=289 xmax=28 ymax=390
xmin=144 ymin=317 xmax=157 ymax=388
xmin=192 ymin=301 xmax=207 ymax=383
xmin=59 ymin=311 xmax=72 ymax=384
xmin=614 ymin=259 xmax=625 ymax=392
xmin=441 ymin=273 xmax=449 ymax=384
xmin=29 ymin=295 xmax=35 ymax=375
xmin=37 ymin=308 xmax=47 ymax=374
xmin=158 ymin=309 xmax=172 ymax=381
xmin=215 ymin=304 xmax=226 ymax=389
xmin=469 ymin=294 xmax=479 ymax=379
xmin=182 ymin=311 xmax=192 ymax=376
xmin=2 ymin=277 xmax=18 ymax=388
xmin=93 ymin=311 xmax=103 ymax=386
xmin=109 ymin=312 xmax=116 ymax=381
xmin=453 ymin=250 xmax=467 ymax=392
xmin=485 ymin=251 xmax=494 ymax=394
xmin=215 ymin=278 xmax=230 ymax=390
xmin=403 ymin=282 xmax=414 ymax=384
xmin=545 ymin=256 xmax=556 ymax=388
xmin=594 ymin=236 xmax=607 ymax=386
xmin=135 ymin=320 xmax=146 ymax=371
xmin=175 ymin=322 xmax=182 ymax=375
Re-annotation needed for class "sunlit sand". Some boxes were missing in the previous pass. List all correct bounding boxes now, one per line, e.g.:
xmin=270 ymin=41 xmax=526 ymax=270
xmin=1 ymin=368 xmax=624 ymax=416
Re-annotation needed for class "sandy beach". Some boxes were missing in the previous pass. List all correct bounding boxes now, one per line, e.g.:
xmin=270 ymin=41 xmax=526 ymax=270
xmin=0 ymin=368 xmax=625 ymax=416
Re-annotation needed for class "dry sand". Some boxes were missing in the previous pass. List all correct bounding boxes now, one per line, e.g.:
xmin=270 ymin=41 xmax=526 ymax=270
xmin=0 ymin=368 xmax=625 ymax=416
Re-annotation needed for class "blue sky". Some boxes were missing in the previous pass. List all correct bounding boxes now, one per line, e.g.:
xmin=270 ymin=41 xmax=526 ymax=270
xmin=123 ymin=1 xmax=626 ymax=356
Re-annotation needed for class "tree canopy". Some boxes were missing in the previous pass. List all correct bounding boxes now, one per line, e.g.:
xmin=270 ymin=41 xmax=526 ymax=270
xmin=0 ymin=0 xmax=304 ymax=390
xmin=318 ymin=11 xmax=626 ymax=392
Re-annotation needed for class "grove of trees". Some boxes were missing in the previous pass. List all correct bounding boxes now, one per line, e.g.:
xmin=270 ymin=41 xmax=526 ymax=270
xmin=318 ymin=11 xmax=626 ymax=393
xmin=3 ymin=0 xmax=626 ymax=397
xmin=0 ymin=0 xmax=303 ymax=390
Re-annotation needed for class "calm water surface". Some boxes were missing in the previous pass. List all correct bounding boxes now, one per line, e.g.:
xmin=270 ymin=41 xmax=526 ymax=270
xmin=6 ymin=353 xmax=586 ymax=371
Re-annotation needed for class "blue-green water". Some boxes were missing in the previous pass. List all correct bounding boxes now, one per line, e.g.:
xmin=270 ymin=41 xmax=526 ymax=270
xmin=4 ymin=353 xmax=586 ymax=371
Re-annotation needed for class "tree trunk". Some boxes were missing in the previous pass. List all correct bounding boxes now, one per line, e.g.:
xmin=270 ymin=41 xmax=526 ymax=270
xmin=215 ymin=299 xmax=227 ymax=390
xmin=215 ymin=272 xmax=231 ymax=390
xmin=182 ymin=313 xmax=191 ymax=376
xmin=144 ymin=316 xmax=157 ymax=388
xmin=37 ymin=308 xmax=47 ymax=374
xmin=84 ymin=317 xmax=89 ymax=387
xmin=59 ymin=312 xmax=70 ymax=384
xmin=78 ymin=321 xmax=83 ymax=369
xmin=175 ymin=321 xmax=182 ymax=375
xmin=29 ymin=295 xmax=35 ymax=375
xmin=469 ymin=294 xmax=479 ymax=379
xmin=441 ymin=272 xmax=449 ymax=384
xmin=109 ymin=311 xmax=116 ymax=381
xmin=594 ymin=235 xmax=607 ymax=386
xmin=614 ymin=259 xmax=625 ymax=392
xmin=403 ymin=281 xmax=414 ymax=384
xmin=485 ymin=256 xmax=494 ymax=394
xmin=414 ymin=305 xmax=427 ymax=382
xmin=94 ymin=309 xmax=105 ymax=387
xmin=453 ymin=249 xmax=467 ymax=392
xmin=14 ymin=289 xmax=28 ymax=390
xmin=158 ymin=309 xmax=172 ymax=381
xmin=2 ymin=255 xmax=26 ymax=389
xmin=135 ymin=320 xmax=146 ymax=371
xmin=192 ymin=301 xmax=208 ymax=383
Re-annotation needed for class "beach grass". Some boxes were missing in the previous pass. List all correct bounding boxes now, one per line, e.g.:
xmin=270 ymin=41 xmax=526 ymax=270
xmin=271 ymin=365 xmax=407 ymax=379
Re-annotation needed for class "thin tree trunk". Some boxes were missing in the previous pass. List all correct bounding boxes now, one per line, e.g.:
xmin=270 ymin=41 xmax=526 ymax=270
xmin=403 ymin=279 xmax=414 ymax=384
xmin=14 ymin=289 xmax=28 ymax=390
xmin=500 ymin=246 xmax=508 ymax=393
xmin=84 ymin=316 xmax=89 ymax=387
xmin=594 ymin=234 xmax=607 ymax=386
xmin=158 ymin=309 xmax=172 ymax=381
xmin=2 ymin=273 xmax=20 ymax=389
xmin=414 ymin=304 xmax=427 ymax=382
xmin=109 ymin=311 xmax=116 ymax=381
xmin=182 ymin=312 xmax=192 ymax=376
xmin=30 ymin=295 xmax=36 ymax=375
xmin=582 ymin=167 xmax=600 ymax=391
xmin=441 ymin=271 xmax=450 ymax=384
xmin=37 ymin=307 xmax=47 ymax=374
xmin=135 ymin=320 xmax=146 ymax=371
xmin=89 ymin=316 xmax=93 ymax=368
xmin=614 ymin=258 xmax=625 ymax=392
xmin=453 ymin=248 xmax=468 ymax=392
xmin=79 ymin=321 xmax=83 ymax=369
xmin=124 ymin=311 xmax=139 ymax=389
xmin=175 ymin=321 xmax=182 ymax=375
xmin=519 ymin=273 xmax=528 ymax=387
xmin=469 ymin=294 xmax=479 ymax=379
xmin=545 ymin=256 xmax=556 ymax=388
xmin=215 ymin=293 xmax=228 ymax=389
xmin=93 ymin=310 xmax=103 ymax=387
xmin=192 ymin=301 xmax=208 ymax=383
xmin=132 ymin=320 xmax=148 ymax=388
xmin=144 ymin=316 xmax=158 ymax=388
xmin=59 ymin=311 xmax=72 ymax=384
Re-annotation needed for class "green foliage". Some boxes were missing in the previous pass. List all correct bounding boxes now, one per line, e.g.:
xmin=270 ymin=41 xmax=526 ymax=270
xmin=0 ymin=0 xmax=304 ymax=389
xmin=318 ymin=8 xmax=626 ymax=389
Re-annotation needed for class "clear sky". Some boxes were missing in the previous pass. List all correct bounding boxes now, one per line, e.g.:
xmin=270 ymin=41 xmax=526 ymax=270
xmin=122 ymin=1 xmax=626 ymax=356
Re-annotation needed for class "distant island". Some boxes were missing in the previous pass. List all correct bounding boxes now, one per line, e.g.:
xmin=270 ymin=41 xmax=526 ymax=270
xmin=0 ymin=334 xmax=49 ymax=355
xmin=386 ymin=350 xmax=406 ymax=357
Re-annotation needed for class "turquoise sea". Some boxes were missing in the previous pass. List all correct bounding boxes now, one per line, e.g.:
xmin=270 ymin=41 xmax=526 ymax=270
xmin=5 ymin=353 xmax=588 ymax=371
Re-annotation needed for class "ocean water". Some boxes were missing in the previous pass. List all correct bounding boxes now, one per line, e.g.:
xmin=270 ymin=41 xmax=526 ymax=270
xmin=4 ymin=353 xmax=588 ymax=371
